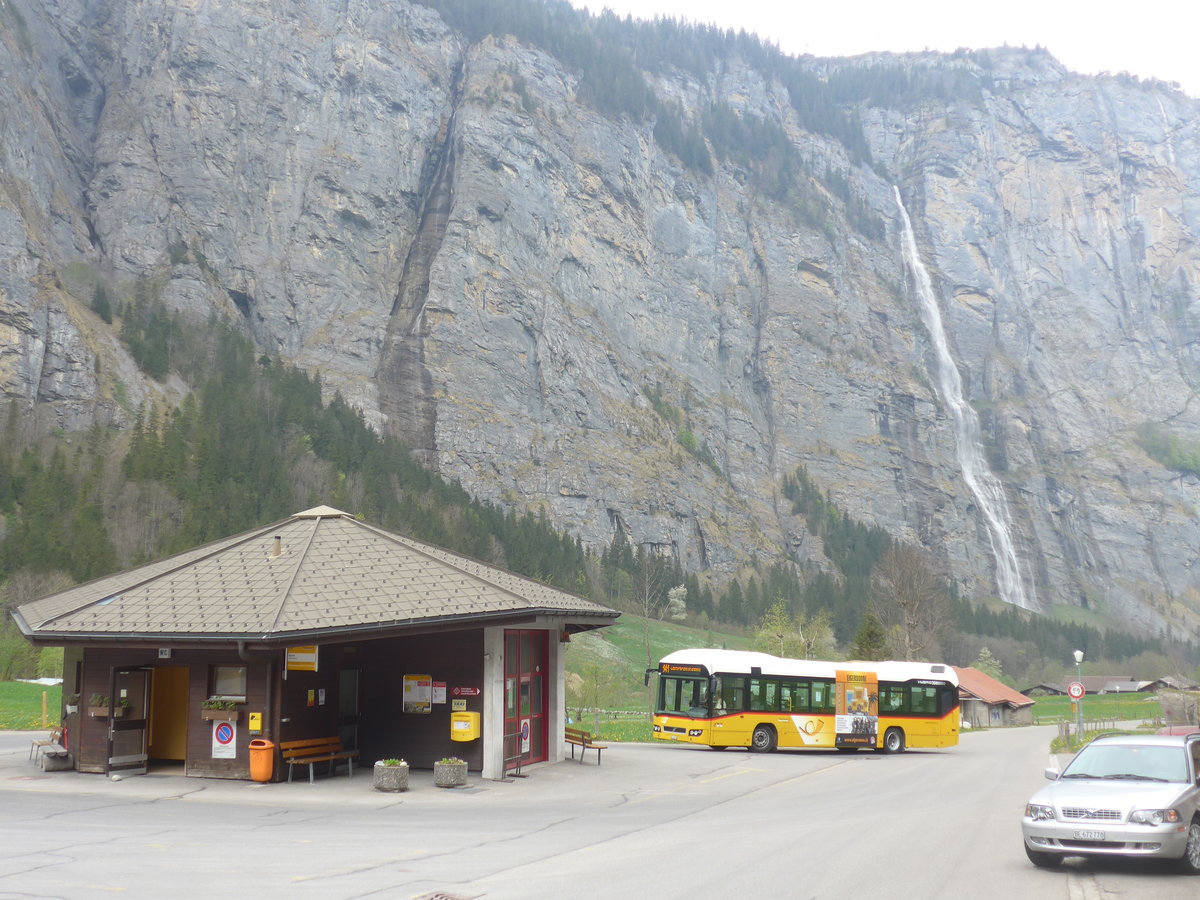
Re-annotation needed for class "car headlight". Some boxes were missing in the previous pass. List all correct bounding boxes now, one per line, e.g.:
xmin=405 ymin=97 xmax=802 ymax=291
xmin=1130 ymin=808 xmax=1181 ymax=826
xmin=1025 ymin=803 xmax=1055 ymax=821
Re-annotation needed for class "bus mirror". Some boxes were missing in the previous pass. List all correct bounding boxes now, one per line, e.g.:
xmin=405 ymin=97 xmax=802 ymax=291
xmin=644 ymin=668 xmax=654 ymax=687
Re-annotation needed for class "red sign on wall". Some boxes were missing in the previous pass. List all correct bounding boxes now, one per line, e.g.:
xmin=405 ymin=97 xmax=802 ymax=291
xmin=451 ymin=687 xmax=481 ymax=697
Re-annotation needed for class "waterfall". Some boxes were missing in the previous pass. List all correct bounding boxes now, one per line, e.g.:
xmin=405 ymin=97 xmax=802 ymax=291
xmin=894 ymin=187 xmax=1035 ymax=611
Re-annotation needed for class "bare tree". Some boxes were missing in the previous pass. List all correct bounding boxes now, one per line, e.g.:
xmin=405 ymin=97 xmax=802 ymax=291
xmin=753 ymin=599 xmax=837 ymax=660
xmin=872 ymin=544 xmax=951 ymax=661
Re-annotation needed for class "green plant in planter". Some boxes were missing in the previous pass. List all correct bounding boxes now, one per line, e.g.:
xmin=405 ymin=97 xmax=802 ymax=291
xmin=373 ymin=757 xmax=410 ymax=791
xmin=201 ymin=698 xmax=239 ymax=710
xmin=438 ymin=757 xmax=465 ymax=765
xmin=88 ymin=693 xmax=108 ymax=707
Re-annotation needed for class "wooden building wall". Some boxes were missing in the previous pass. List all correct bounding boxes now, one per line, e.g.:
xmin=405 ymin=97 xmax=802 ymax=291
xmin=356 ymin=630 xmax=485 ymax=770
xmin=73 ymin=646 xmax=273 ymax=778
xmin=62 ymin=630 xmax=487 ymax=779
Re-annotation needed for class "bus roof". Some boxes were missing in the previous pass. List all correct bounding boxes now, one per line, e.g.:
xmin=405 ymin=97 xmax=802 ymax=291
xmin=658 ymin=648 xmax=958 ymax=686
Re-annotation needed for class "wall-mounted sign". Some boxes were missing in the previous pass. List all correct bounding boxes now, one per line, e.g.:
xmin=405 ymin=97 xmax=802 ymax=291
xmin=451 ymin=686 xmax=481 ymax=697
xmin=451 ymin=699 xmax=467 ymax=711
xmin=403 ymin=674 xmax=432 ymax=714
xmin=212 ymin=720 xmax=237 ymax=759
xmin=433 ymin=681 xmax=447 ymax=704
xmin=287 ymin=646 xmax=319 ymax=672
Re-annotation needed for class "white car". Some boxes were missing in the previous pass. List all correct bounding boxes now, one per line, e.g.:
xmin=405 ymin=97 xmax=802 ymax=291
xmin=1022 ymin=733 xmax=1200 ymax=873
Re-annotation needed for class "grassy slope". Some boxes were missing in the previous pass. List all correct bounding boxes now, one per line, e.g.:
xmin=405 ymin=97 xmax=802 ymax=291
xmin=0 ymin=681 xmax=61 ymax=729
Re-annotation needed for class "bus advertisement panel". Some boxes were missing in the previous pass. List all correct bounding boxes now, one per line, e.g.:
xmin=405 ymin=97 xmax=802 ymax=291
xmin=835 ymin=669 xmax=878 ymax=749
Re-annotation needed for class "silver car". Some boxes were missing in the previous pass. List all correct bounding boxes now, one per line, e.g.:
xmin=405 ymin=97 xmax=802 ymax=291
xmin=1022 ymin=733 xmax=1200 ymax=873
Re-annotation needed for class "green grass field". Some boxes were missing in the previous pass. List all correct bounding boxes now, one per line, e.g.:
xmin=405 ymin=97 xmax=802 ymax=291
xmin=1030 ymin=690 xmax=1161 ymax=725
xmin=0 ymin=681 xmax=61 ymax=730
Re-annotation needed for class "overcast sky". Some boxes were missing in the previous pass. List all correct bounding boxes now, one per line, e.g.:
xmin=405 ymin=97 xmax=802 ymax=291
xmin=571 ymin=1 xmax=1198 ymax=98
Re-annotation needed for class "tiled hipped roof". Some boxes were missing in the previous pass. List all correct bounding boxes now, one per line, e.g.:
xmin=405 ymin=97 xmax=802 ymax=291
xmin=954 ymin=666 xmax=1035 ymax=708
xmin=14 ymin=506 xmax=616 ymax=643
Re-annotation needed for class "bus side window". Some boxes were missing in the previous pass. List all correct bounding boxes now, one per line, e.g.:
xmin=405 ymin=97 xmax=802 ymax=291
xmin=724 ymin=680 xmax=745 ymax=712
xmin=811 ymin=681 xmax=833 ymax=713
xmin=912 ymin=687 xmax=936 ymax=715
xmin=750 ymin=679 xmax=767 ymax=711
xmin=794 ymin=683 xmax=810 ymax=712
xmin=882 ymin=687 xmax=905 ymax=712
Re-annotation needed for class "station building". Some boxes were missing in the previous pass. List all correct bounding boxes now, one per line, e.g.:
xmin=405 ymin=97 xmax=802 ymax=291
xmin=12 ymin=506 xmax=618 ymax=780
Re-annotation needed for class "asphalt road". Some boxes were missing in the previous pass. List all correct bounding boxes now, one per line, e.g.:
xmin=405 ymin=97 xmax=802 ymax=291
xmin=1 ymin=726 xmax=1197 ymax=899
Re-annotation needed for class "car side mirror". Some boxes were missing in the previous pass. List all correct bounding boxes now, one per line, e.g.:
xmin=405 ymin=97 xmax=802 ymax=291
xmin=1044 ymin=767 xmax=1060 ymax=781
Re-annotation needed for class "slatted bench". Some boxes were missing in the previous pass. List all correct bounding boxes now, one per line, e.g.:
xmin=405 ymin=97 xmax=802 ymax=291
xmin=564 ymin=726 xmax=607 ymax=765
xmin=280 ymin=736 xmax=360 ymax=783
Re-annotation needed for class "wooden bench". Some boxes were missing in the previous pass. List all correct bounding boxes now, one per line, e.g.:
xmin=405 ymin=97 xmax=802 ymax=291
xmin=30 ymin=729 xmax=64 ymax=763
xmin=564 ymin=727 xmax=607 ymax=765
xmin=280 ymin=737 xmax=360 ymax=783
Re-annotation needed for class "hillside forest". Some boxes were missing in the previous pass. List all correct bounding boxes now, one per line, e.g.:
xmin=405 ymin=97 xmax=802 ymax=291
xmin=1 ymin=292 xmax=1192 ymax=687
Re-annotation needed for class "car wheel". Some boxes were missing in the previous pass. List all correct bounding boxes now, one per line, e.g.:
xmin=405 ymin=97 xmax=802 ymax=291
xmin=1024 ymin=843 xmax=1062 ymax=868
xmin=751 ymin=725 xmax=777 ymax=753
xmin=884 ymin=727 xmax=905 ymax=753
xmin=1178 ymin=819 xmax=1200 ymax=874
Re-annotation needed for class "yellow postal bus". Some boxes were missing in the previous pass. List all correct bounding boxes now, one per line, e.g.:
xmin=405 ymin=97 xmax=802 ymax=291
xmin=651 ymin=649 xmax=959 ymax=753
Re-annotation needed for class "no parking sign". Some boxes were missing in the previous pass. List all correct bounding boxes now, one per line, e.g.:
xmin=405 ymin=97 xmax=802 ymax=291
xmin=212 ymin=720 xmax=237 ymax=759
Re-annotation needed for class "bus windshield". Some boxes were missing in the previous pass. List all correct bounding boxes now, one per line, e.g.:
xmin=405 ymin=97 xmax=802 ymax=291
xmin=658 ymin=675 xmax=710 ymax=717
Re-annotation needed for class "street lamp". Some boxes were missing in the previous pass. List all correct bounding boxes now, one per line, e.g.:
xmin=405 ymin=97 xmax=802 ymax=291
xmin=1073 ymin=650 xmax=1084 ymax=740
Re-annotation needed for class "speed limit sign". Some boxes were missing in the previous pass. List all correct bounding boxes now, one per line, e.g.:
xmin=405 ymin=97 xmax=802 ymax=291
xmin=1067 ymin=682 xmax=1085 ymax=700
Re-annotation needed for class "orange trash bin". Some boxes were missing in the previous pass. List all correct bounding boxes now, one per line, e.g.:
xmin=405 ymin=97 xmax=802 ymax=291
xmin=249 ymin=739 xmax=275 ymax=783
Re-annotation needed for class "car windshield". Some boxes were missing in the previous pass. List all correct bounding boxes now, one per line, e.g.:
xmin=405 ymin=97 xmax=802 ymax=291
xmin=1063 ymin=743 xmax=1188 ymax=782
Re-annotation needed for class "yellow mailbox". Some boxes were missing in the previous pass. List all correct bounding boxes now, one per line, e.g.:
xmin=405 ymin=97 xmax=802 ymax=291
xmin=450 ymin=710 xmax=480 ymax=741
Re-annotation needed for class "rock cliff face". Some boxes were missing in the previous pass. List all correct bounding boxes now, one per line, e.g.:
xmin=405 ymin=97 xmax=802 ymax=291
xmin=4 ymin=0 xmax=1200 ymax=638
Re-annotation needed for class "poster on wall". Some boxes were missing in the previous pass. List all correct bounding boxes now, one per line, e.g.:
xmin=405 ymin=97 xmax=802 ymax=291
xmin=403 ymin=674 xmax=432 ymax=713
xmin=212 ymin=720 xmax=237 ymax=759
xmin=433 ymin=681 xmax=446 ymax=704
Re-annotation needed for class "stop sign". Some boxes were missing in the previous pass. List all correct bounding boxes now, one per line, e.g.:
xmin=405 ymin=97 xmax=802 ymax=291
xmin=1067 ymin=681 xmax=1085 ymax=700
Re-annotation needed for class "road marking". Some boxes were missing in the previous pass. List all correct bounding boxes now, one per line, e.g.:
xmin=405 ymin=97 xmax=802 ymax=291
xmin=698 ymin=767 xmax=764 ymax=784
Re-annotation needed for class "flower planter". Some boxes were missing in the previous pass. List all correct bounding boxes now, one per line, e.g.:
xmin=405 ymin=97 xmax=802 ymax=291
xmin=200 ymin=708 xmax=240 ymax=722
xmin=433 ymin=760 xmax=468 ymax=788
xmin=372 ymin=761 xmax=410 ymax=792
xmin=88 ymin=706 xmax=125 ymax=718
xmin=64 ymin=704 xmax=78 ymax=716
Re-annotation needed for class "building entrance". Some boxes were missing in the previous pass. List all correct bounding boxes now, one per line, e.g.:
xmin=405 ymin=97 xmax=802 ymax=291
xmin=503 ymin=630 xmax=548 ymax=770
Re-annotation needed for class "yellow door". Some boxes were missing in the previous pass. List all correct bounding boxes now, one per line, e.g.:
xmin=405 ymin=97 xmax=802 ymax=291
xmin=148 ymin=667 xmax=189 ymax=761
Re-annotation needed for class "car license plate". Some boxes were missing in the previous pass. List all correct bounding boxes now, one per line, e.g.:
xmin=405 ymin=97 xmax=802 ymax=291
xmin=1073 ymin=830 xmax=1105 ymax=841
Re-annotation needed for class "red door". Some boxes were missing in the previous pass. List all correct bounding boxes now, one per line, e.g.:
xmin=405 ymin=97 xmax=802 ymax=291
xmin=504 ymin=630 xmax=547 ymax=770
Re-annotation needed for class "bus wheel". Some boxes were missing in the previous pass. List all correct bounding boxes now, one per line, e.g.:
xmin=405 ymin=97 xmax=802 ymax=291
xmin=883 ymin=727 xmax=906 ymax=753
xmin=751 ymin=725 xmax=777 ymax=753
